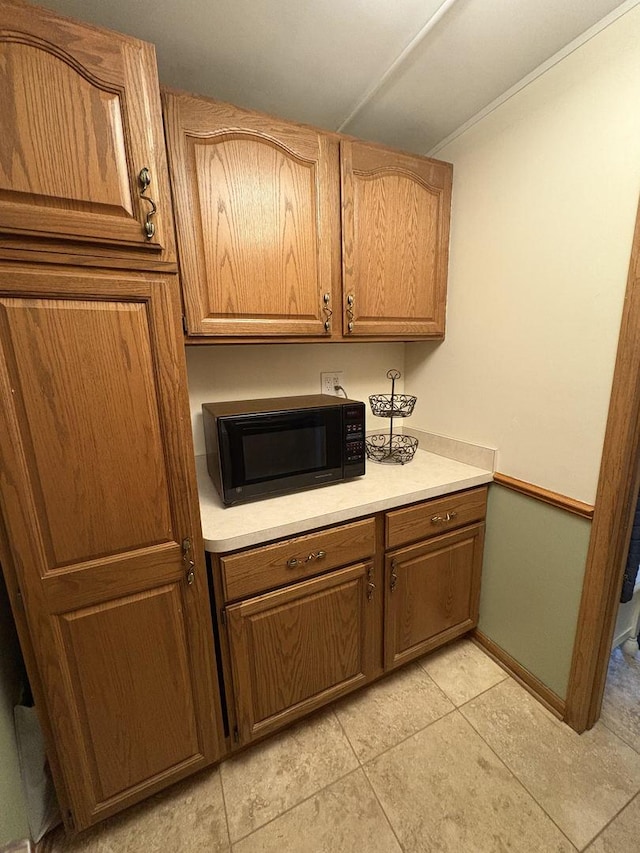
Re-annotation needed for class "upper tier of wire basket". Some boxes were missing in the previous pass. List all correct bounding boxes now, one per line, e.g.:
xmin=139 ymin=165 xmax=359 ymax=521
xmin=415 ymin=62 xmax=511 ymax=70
xmin=368 ymin=393 xmax=417 ymax=418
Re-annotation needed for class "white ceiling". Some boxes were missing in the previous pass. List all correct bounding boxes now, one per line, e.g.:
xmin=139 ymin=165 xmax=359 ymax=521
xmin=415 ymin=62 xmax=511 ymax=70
xmin=39 ymin=0 xmax=631 ymax=154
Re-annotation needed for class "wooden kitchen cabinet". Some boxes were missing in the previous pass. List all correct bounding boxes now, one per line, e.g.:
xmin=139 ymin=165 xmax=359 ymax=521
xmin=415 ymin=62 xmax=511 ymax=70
xmin=213 ymin=516 xmax=381 ymax=745
xmin=0 ymin=265 xmax=222 ymax=831
xmin=227 ymin=562 xmax=378 ymax=744
xmin=384 ymin=488 xmax=487 ymax=670
xmin=163 ymin=91 xmax=340 ymax=339
xmin=341 ymin=139 xmax=452 ymax=338
xmin=212 ymin=489 xmax=487 ymax=748
xmin=162 ymin=92 xmax=452 ymax=341
xmin=0 ymin=0 xmax=176 ymax=268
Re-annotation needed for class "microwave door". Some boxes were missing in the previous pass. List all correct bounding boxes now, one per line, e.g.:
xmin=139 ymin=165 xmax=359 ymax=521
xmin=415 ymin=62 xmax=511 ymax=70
xmin=220 ymin=409 xmax=342 ymax=495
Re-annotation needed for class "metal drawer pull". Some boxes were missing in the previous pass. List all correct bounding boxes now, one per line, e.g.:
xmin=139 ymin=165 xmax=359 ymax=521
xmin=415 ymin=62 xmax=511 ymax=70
xmin=430 ymin=511 xmax=458 ymax=524
xmin=286 ymin=550 xmax=327 ymax=569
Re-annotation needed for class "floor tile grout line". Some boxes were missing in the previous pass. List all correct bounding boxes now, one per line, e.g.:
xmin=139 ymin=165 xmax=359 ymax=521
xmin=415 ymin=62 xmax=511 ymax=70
xmin=579 ymin=788 xmax=640 ymax=851
xmin=598 ymin=715 xmax=640 ymax=757
xmin=223 ymin=684 xmax=459 ymax=846
xmin=360 ymin=761 xmax=406 ymax=852
xmin=331 ymin=706 xmax=364 ymax=767
xmin=224 ymin=765 xmax=363 ymax=847
xmin=415 ymin=658 xmax=466 ymax=707
xmin=416 ymin=650 xmax=510 ymax=708
xmin=217 ymin=763 xmax=234 ymax=851
xmin=456 ymin=704 xmax=592 ymax=851
xmin=356 ymin=705 xmax=460 ymax=767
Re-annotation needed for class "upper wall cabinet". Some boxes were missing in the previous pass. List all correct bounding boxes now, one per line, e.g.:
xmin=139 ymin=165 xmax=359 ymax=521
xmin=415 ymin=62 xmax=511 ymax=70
xmin=163 ymin=92 xmax=452 ymax=341
xmin=341 ymin=140 xmax=452 ymax=338
xmin=163 ymin=91 xmax=340 ymax=339
xmin=0 ymin=0 xmax=175 ymax=268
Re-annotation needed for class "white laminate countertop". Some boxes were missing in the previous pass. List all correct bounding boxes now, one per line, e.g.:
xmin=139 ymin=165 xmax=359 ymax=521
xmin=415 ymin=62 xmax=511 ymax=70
xmin=196 ymin=451 xmax=493 ymax=553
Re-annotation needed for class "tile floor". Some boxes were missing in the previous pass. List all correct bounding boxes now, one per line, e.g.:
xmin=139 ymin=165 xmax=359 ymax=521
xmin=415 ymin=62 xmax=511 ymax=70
xmin=40 ymin=639 xmax=640 ymax=852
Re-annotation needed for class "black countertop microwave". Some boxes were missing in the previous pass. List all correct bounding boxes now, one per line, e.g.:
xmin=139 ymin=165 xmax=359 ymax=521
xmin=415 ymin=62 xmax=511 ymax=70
xmin=202 ymin=394 xmax=366 ymax=506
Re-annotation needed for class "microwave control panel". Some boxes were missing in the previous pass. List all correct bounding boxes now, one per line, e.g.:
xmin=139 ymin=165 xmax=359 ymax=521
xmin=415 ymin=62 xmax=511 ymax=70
xmin=343 ymin=403 xmax=366 ymax=474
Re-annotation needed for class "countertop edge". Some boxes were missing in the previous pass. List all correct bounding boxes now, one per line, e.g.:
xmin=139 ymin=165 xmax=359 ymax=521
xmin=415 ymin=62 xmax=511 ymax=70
xmin=201 ymin=470 xmax=494 ymax=553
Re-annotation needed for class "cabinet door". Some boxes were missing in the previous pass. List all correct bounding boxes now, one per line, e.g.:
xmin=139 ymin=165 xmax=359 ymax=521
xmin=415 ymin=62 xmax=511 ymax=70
xmin=227 ymin=562 xmax=377 ymax=744
xmin=341 ymin=140 xmax=452 ymax=338
xmin=163 ymin=92 xmax=340 ymax=338
xmin=0 ymin=267 xmax=221 ymax=831
xmin=0 ymin=1 xmax=175 ymax=265
xmin=385 ymin=524 xmax=484 ymax=670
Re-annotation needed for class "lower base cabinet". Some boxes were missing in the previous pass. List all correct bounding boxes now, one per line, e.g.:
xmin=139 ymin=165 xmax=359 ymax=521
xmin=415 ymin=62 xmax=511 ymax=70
xmin=214 ymin=486 xmax=488 ymax=752
xmin=384 ymin=523 xmax=485 ymax=670
xmin=227 ymin=561 xmax=378 ymax=744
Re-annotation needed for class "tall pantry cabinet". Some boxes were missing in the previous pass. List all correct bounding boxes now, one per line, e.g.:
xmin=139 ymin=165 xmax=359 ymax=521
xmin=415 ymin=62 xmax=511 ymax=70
xmin=0 ymin=0 xmax=222 ymax=833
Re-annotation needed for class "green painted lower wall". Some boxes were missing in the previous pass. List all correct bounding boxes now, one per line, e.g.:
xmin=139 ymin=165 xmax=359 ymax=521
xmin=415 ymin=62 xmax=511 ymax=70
xmin=0 ymin=575 xmax=30 ymax=845
xmin=479 ymin=485 xmax=592 ymax=699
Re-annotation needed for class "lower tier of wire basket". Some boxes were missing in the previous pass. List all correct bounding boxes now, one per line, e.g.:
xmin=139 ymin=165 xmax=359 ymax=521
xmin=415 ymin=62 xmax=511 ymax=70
xmin=365 ymin=433 xmax=418 ymax=464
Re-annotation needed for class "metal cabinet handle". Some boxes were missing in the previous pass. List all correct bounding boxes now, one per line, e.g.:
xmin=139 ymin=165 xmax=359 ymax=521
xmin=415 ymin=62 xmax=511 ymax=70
xmin=286 ymin=550 xmax=327 ymax=569
xmin=138 ymin=167 xmax=157 ymax=239
xmin=182 ymin=537 xmax=195 ymax=585
xmin=367 ymin=565 xmax=375 ymax=601
xmin=431 ymin=511 xmax=458 ymax=525
xmin=390 ymin=559 xmax=398 ymax=592
xmin=322 ymin=293 xmax=332 ymax=333
xmin=346 ymin=293 xmax=355 ymax=333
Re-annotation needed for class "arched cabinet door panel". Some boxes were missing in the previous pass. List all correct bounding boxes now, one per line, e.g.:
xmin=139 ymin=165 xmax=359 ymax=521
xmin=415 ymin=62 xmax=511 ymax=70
xmin=163 ymin=91 xmax=340 ymax=338
xmin=341 ymin=140 xmax=452 ymax=339
xmin=0 ymin=0 xmax=175 ymax=265
xmin=0 ymin=266 xmax=221 ymax=831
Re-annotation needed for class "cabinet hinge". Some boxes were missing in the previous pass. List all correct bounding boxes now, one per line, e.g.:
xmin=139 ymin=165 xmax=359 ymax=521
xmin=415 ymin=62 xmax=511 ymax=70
xmin=182 ymin=314 xmax=188 ymax=335
xmin=233 ymin=725 xmax=239 ymax=744
xmin=220 ymin=608 xmax=227 ymax=627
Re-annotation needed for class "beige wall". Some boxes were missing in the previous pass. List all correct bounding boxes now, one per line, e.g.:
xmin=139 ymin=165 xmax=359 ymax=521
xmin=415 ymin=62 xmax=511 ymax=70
xmin=186 ymin=342 xmax=405 ymax=456
xmin=405 ymin=7 xmax=640 ymax=697
xmin=406 ymin=5 xmax=640 ymax=504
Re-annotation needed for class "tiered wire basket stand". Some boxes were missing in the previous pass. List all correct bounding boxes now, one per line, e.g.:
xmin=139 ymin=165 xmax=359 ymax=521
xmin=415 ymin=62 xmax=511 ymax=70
xmin=365 ymin=369 xmax=419 ymax=464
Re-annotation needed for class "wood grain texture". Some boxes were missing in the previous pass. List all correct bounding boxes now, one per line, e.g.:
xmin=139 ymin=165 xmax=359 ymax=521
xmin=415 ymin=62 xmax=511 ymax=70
xmin=472 ymin=630 xmax=565 ymax=719
xmin=0 ymin=0 xmax=176 ymax=265
xmin=0 ymin=264 xmax=220 ymax=829
xmin=385 ymin=524 xmax=484 ymax=670
xmin=492 ymin=474 xmax=594 ymax=519
xmin=221 ymin=517 xmax=375 ymax=601
xmin=59 ymin=584 xmax=199 ymax=800
xmin=341 ymin=139 xmax=452 ymax=338
xmin=385 ymin=487 xmax=488 ymax=550
xmin=227 ymin=562 xmax=377 ymax=743
xmin=0 ymin=295 xmax=172 ymax=567
xmin=565 ymin=194 xmax=640 ymax=732
xmin=163 ymin=90 xmax=340 ymax=338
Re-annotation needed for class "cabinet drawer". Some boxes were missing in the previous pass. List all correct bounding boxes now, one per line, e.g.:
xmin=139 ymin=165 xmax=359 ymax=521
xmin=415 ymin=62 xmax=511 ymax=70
xmin=220 ymin=518 xmax=376 ymax=601
xmin=385 ymin=486 xmax=488 ymax=549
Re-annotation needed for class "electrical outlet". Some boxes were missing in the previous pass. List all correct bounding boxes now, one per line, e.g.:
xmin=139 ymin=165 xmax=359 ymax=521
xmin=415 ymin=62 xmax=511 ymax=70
xmin=320 ymin=371 xmax=344 ymax=396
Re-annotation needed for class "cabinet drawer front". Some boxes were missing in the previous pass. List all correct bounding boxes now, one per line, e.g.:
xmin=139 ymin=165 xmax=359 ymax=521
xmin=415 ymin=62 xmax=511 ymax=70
xmin=221 ymin=518 xmax=375 ymax=601
xmin=386 ymin=486 xmax=488 ymax=549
